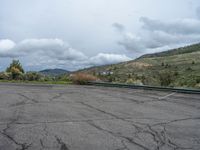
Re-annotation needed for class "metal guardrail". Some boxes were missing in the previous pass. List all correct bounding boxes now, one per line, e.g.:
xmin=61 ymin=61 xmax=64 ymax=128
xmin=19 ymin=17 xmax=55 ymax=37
xmin=86 ymin=81 xmax=200 ymax=94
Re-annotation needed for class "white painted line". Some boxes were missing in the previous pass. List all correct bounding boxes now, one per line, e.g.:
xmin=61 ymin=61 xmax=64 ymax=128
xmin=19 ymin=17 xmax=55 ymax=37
xmin=158 ymin=92 xmax=176 ymax=100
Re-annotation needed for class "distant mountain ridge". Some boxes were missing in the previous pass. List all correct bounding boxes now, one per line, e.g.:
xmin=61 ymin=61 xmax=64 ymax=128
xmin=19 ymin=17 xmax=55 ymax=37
xmin=39 ymin=69 xmax=70 ymax=76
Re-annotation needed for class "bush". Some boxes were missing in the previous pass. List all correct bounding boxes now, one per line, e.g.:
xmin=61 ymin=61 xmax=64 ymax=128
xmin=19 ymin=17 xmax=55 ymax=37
xmin=126 ymin=78 xmax=143 ymax=85
xmin=158 ymin=71 xmax=174 ymax=86
xmin=70 ymin=73 xmax=98 ymax=85
xmin=25 ymin=72 xmax=41 ymax=81
xmin=56 ymin=74 xmax=70 ymax=82
xmin=186 ymin=67 xmax=193 ymax=71
xmin=0 ymin=72 xmax=11 ymax=80
xmin=178 ymin=75 xmax=200 ymax=87
xmin=192 ymin=61 xmax=195 ymax=65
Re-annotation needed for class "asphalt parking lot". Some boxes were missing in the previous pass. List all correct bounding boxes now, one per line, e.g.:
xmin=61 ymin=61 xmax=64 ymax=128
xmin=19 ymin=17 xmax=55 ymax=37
xmin=0 ymin=83 xmax=200 ymax=150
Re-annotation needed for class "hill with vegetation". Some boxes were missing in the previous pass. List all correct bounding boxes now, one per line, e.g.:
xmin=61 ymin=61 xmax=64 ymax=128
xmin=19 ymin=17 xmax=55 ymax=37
xmin=139 ymin=43 xmax=200 ymax=59
xmin=78 ymin=43 xmax=200 ymax=88
xmin=39 ymin=69 xmax=70 ymax=76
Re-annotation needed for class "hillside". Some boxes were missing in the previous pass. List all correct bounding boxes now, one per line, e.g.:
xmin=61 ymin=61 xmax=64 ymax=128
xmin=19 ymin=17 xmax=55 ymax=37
xmin=39 ymin=69 xmax=70 ymax=76
xmin=78 ymin=43 xmax=200 ymax=88
xmin=139 ymin=43 xmax=200 ymax=59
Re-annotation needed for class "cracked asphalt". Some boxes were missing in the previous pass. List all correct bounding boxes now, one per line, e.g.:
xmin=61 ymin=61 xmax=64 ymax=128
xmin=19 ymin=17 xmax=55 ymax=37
xmin=0 ymin=83 xmax=200 ymax=150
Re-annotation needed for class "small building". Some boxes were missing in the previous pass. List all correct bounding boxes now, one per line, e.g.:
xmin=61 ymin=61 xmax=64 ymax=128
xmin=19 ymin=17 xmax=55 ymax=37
xmin=99 ymin=71 xmax=113 ymax=76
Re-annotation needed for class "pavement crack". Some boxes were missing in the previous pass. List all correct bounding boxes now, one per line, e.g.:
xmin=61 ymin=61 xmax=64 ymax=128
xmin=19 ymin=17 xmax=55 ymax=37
xmin=40 ymin=139 xmax=45 ymax=148
xmin=153 ymin=117 xmax=200 ymax=127
xmin=79 ymin=101 xmax=123 ymax=120
xmin=87 ymin=121 xmax=150 ymax=150
xmin=115 ymin=140 xmax=130 ymax=150
xmin=43 ymin=123 xmax=49 ymax=137
xmin=86 ymin=115 xmax=194 ymax=150
xmin=55 ymin=136 xmax=69 ymax=150
xmin=149 ymin=120 xmax=195 ymax=150
xmin=146 ymin=125 xmax=165 ymax=150
xmin=18 ymin=93 xmax=38 ymax=103
xmin=0 ymin=118 xmax=32 ymax=150
xmin=79 ymin=102 xmax=158 ymax=150
xmin=50 ymin=93 xmax=64 ymax=101
xmin=0 ymin=130 xmax=31 ymax=150
xmin=9 ymin=101 xmax=26 ymax=107
xmin=0 ymin=118 xmax=138 ymax=126
xmin=0 ymin=100 xmax=32 ymax=150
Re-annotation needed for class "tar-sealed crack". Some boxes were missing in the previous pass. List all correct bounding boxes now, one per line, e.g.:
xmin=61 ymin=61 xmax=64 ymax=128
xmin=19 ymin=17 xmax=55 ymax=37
xmin=87 ymin=119 xmax=195 ymax=150
xmin=55 ymin=136 xmax=69 ymax=150
xmin=40 ymin=139 xmax=45 ymax=148
xmin=0 ymin=131 xmax=31 ymax=150
xmin=115 ymin=140 xmax=131 ymax=150
xmin=8 ymin=93 xmax=38 ymax=108
xmin=18 ymin=93 xmax=38 ymax=103
xmin=79 ymin=101 xmax=123 ymax=119
xmin=1 ymin=85 xmax=199 ymax=150
xmin=0 ymin=109 xmax=32 ymax=150
xmin=152 ymin=117 xmax=200 ymax=127
xmin=50 ymin=93 xmax=64 ymax=101
xmin=87 ymin=121 xmax=149 ymax=150
xmin=80 ymin=101 xmax=197 ymax=150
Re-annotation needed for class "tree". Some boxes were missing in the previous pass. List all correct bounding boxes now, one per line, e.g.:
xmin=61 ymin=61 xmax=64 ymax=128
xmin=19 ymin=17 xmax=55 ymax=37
xmin=6 ymin=60 xmax=24 ymax=73
xmin=9 ymin=67 xmax=23 ymax=80
xmin=6 ymin=60 xmax=24 ymax=80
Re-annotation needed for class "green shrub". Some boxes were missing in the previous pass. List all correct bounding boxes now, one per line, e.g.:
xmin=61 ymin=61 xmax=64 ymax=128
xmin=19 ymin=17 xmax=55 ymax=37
xmin=158 ymin=71 xmax=174 ymax=86
xmin=25 ymin=72 xmax=41 ymax=81
xmin=0 ymin=72 xmax=11 ymax=80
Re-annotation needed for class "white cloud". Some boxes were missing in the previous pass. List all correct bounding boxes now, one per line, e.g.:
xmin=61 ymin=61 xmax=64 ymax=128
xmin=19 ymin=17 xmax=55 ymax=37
xmin=0 ymin=38 xmax=87 ymax=59
xmin=140 ymin=17 xmax=200 ymax=34
xmin=88 ymin=53 xmax=131 ymax=66
xmin=114 ymin=17 xmax=200 ymax=53
xmin=0 ymin=39 xmax=15 ymax=50
xmin=0 ymin=39 xmax=131 ymax=70
xmin=0 ymin=39 xmax=16 ymax=56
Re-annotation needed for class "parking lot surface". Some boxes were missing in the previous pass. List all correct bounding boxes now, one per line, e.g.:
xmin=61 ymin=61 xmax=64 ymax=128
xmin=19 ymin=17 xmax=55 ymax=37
xmin=0 ymin=83 xmax=200 ymax=150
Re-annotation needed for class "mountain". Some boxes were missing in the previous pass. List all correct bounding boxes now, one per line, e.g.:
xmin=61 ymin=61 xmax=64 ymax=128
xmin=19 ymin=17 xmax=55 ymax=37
xmin=78 ymin=43 xmax=200 ymax=88
xmin=39 ymin=69 xmax=70 ymax=76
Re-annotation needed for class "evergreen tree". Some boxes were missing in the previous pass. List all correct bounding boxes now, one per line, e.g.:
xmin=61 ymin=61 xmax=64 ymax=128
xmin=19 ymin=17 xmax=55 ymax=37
xmin=6 ymin=60 xmax=24 ymax=80
xmin=6 ymin=60 xmax=24 ymax=73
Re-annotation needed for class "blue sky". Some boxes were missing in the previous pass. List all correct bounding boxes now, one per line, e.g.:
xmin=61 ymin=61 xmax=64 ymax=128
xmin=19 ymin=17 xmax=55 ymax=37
xmin=0 ymin=0 xmax=200 ymax=71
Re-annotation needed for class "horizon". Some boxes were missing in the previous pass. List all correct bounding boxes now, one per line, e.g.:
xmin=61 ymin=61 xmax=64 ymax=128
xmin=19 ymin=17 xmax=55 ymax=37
xmin=1 ymin=42 xmax=200 ymax=72
xmin=1 ymin=0 xmax=200 ymax=71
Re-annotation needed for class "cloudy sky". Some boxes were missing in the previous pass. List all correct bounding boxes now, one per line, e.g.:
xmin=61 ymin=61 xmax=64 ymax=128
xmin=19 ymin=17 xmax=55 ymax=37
xmin=0 ymin=0 xmax=200 ymax=71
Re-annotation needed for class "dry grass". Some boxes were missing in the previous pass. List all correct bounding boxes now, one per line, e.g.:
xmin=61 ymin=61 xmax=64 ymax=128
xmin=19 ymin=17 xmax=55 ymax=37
xmin=70 ymin=73 xmax=98 ymax=85
xmin=124 ymin=62 xmax=152 ymax=69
